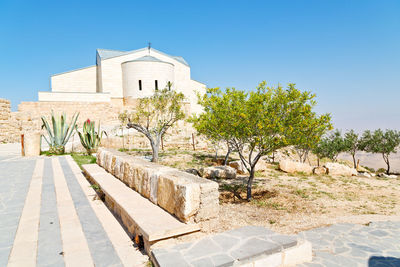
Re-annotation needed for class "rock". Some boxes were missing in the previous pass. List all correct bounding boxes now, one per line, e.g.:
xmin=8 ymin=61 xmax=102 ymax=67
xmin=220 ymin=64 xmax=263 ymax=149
xmin=378 ymin=173 xmax=397 ymax=179
xmin=359 ymin=172 xmax=371 ymax=178
xmin=200 ymin=166 xmax=237 ymax=179
xmin=255 ymin=159 xmax=269 ymax=172
xmin=185 ymin=168 xmax=201 ymax=177
xmin=313 ymin=166 xmax=327 ymax=175
xmin=324 ymin=162 xmax=358 ymax=176
xmin=228 ymin=161 xmax=246 ymax=174
xmin=279 ymin=160 xmax=313 ymax=174
xmin=357 ymin=165 xmax=370 ymax=173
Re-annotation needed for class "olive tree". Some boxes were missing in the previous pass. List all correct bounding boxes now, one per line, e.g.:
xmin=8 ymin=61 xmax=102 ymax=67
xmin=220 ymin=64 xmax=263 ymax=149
xmin=119 ymin=89 xmax=185 ymax=162
xmin=359 ymin=129 xmax=400 ymax=174
xmin=343 ymin=130 xmax=360 ymax=168
xmin=312 ymin=130 xmax=345 ymax=163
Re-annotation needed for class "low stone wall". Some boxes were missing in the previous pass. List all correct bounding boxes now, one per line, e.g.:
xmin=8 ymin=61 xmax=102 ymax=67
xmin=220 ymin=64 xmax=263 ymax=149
xmin=18 ymin=101 xmax=121 ymax=126
xmin=0 ymin=99 xmax=20 ymax=143
xmin=97 ymin=148 xmax=219 ymax=223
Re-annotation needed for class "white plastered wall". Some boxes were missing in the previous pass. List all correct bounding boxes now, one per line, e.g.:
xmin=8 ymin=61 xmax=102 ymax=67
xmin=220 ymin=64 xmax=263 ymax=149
xmin=100 ymin=49 xmax=206 ymax=113
xmin=122 ymin=60 xmax=175 ymax=98
xmin=51 ymin=66 xmax=97 ymax=93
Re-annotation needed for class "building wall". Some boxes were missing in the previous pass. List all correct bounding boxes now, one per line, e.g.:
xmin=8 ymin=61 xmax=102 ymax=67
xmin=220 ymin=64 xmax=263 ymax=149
xmin=51 ymin=65 xmax=97 ymax=93
xmin=99 ymin=49 xmax=206 ymax=107
xmin=122 ymin=60 xmax=175 ymax=98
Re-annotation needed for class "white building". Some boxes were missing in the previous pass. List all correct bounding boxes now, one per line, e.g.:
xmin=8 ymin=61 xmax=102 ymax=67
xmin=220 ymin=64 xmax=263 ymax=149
xmin=38 ymin=47 xmax=206 ymax=113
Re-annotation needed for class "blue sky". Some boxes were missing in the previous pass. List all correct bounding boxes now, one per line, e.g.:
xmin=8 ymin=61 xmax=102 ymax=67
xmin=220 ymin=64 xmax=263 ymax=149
xmin=0 ymin=0 xmax=399 ymax=131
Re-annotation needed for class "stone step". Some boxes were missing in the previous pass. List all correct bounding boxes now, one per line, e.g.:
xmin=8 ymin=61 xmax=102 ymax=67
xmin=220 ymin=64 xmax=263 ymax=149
xmin=151 ymin=226 xmax=312 ymax=267
xmin=64 ymin=155 xmax=148 ymax=267
xmin=82 ymin=164 xmax=200 ymax=253
xmin=52 ymin=157 xmax=94 ymax=266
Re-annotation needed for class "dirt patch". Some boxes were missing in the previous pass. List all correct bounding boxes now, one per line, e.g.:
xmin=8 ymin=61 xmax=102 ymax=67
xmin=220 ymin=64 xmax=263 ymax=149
xmin=125 ymin=148 xmax=400 ymax=235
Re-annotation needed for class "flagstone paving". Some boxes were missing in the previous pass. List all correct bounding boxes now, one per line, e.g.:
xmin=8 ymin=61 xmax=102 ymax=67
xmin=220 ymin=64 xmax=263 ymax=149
xmin=0 ymin=150 xmax=147 ymax=267
xmin=297 ymin=221 xmax=400 ymax=267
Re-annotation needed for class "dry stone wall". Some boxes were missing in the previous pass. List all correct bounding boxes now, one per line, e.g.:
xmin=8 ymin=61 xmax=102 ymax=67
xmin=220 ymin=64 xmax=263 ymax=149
xmin=97 ymin=148 xmax=219 ymax=223
xmin=0 ymin=99 xmax=20 ymax=143
xmin=0 ymin=98 xmax=206 ymax=153
xmin=18 ymin=101 xmax=122 ymax=126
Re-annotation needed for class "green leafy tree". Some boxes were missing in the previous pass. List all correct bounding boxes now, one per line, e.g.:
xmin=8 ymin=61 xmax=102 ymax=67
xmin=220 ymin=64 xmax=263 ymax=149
xmin=120 ymin=89 xmax=185 ymax=162
xmin=200 ymin=82 xmax=323 ymax=200
xmin=343 ymin=130 xmax=360 ymax=168
xmin=291 ymin=112 xmax=332 ymax=163
xmin=312 ymin=130 xmax=345 ymax=163
xmin=359 ymin=129 xmax=400 ymax=174
xmin=190 ymin=87 xmax=237 ymax=165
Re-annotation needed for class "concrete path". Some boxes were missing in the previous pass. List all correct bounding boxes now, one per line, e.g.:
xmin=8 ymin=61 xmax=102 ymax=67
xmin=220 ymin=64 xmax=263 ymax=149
xmin=0 ymin=151 xmax=148 ymax=266
xmin=298 ymin=221 xmax=400 ymax=267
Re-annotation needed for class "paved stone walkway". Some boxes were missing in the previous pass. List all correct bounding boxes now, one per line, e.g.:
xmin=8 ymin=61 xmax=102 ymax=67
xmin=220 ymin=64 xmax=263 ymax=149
xmin=298 ymin=221 xmax=400 ymax=267
xmin=152 ymin=226 xmax=303 ymax=266
xmin=0 ymin=151 xmax=147 ymax=266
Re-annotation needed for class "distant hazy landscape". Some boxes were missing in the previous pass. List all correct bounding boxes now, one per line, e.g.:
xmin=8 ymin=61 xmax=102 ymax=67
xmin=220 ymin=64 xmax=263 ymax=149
xmin=339 ymin=151 xmax=400 ymax=173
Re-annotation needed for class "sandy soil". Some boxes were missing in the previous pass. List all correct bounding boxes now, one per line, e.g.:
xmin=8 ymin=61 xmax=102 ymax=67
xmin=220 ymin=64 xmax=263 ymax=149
xmin=126 ymin=148 xmax=400 ymax=236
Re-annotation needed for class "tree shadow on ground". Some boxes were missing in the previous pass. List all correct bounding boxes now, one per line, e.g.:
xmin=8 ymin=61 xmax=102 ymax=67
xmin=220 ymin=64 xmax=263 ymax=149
xmin=368 ymin=256 xmax=400 ymax=267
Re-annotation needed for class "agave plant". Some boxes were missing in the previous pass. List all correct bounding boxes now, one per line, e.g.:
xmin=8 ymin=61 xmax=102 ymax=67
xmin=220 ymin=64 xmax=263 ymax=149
xmin=41 ymin=111 xmax=79 ymax=155
xmin=76 ymin=119 xmax=106 ymax=155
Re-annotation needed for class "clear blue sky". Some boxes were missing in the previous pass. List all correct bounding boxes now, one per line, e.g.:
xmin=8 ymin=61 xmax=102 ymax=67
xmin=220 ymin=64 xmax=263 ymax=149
xmin=0 ymin=0 xmax=399 ymax=131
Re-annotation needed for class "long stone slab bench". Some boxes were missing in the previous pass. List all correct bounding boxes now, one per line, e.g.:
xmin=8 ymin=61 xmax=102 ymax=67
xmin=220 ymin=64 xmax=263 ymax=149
xmin=82 ymin=164 xmax=201 ymax=253
xmin=151 ymin=226 xmax=312 ymax=267
xmin=96 ymin=148 xmax=219 ymax=223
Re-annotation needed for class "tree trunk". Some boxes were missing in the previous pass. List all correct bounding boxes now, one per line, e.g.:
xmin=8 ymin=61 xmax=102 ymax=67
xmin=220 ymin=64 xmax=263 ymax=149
xmin=246 ymin=168 xmax=255 ymax=200
xmin=352 ymin=154 xmax=356 ymax=169
xmin=383 ymin=154 xmax=390 ymax=174
xmin=150 ymin=136 xmax=161 ymax=163
xmin=224 ymin=147 xmax=231 ymax=166
xmin=151 ymin=142 xmax=159 ymax=162
xmin=317 ymin=157 xmax=320 ymax=167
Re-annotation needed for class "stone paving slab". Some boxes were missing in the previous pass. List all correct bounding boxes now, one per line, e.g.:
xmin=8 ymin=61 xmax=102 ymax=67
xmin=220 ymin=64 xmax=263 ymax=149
xmin=0 ymin=152 xmax=147 ymax=266
xmin=151 ymin=226 xmax=300 ymax=267
xmin=297 ymin=221 xmax=400 ymax=267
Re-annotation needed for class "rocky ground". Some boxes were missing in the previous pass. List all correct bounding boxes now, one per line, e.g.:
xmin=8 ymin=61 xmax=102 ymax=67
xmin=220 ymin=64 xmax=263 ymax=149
xmin=124 ymin=148 xmax=400 ymax=236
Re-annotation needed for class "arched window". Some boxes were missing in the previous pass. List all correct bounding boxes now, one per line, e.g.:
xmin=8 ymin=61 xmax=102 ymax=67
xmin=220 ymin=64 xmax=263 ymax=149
xmin=139 ymin=80 xmax=142 ymax=91
xmin=155 ymin=80 xmax=158 ymax=90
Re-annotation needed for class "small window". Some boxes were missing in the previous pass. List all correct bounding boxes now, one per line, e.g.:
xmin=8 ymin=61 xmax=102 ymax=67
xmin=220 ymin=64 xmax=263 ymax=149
xmin=155 ymin=80 xmax=158 ymax=90
xmin=139 ymin=80 xmax=142 ymax=91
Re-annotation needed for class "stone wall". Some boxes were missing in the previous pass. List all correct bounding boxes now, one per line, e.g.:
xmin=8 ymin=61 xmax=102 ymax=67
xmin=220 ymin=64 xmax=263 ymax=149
xmin=97 ymin=148 xmax=219 ymax=223
xmin=0 ymin=98 xmax=203 ymax=153
xmin=0 ymin=99 xmax=20 ymax=143
xmin=18 ymin=101 xmax=122 ymax=126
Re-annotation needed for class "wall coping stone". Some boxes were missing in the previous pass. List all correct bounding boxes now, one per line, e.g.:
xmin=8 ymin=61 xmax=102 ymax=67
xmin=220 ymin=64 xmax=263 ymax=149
xmin=96 ymin=148 xmax=219 ymax=223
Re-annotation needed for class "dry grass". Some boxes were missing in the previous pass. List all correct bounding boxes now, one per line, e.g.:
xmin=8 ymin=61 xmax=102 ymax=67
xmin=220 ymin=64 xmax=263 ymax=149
xmin=125 ymin=148 xmax=400 ymax=234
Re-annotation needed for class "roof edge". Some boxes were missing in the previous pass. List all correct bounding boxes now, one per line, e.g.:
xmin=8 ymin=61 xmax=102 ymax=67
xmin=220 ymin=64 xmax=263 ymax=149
xmin=99 ymin=47 xmax=189 ymax=66
xmin=51 ymin=65 xmax=96 ymax=77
